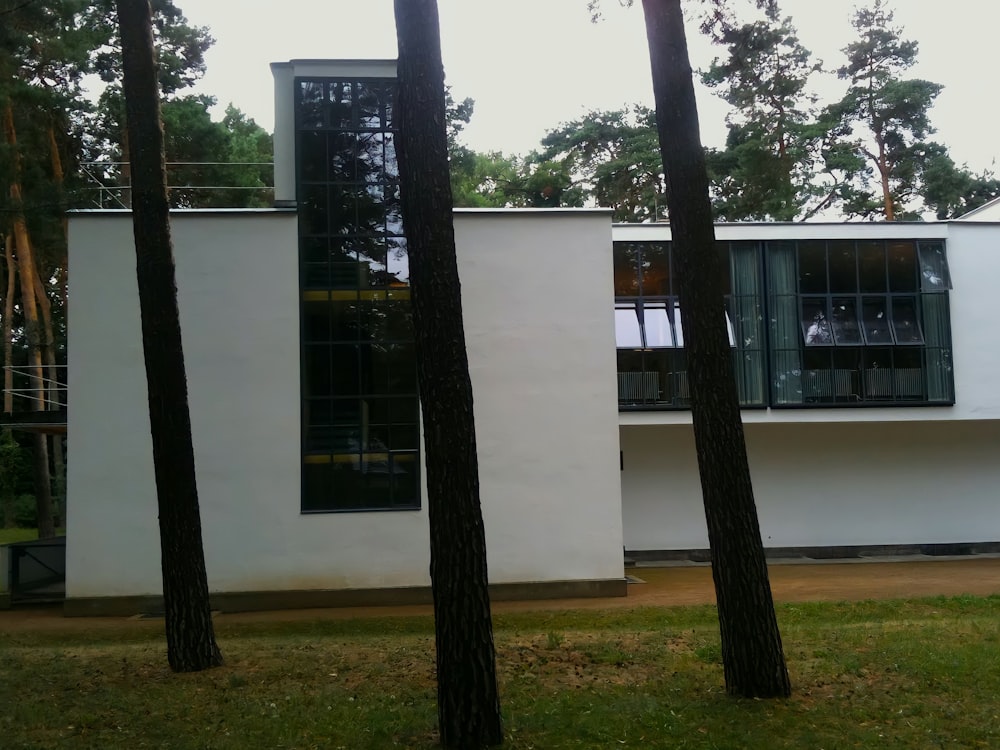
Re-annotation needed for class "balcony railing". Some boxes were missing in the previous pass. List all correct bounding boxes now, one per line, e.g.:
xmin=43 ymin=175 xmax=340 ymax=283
xmin=1 ymin=366 xmax=67 ymax=431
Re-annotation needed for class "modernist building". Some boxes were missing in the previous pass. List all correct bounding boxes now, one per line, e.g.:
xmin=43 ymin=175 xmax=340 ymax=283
xmin=59 ymin=60 xmax=1000 ymax=614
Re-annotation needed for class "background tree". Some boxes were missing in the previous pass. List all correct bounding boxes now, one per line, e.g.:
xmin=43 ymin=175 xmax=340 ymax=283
xmin=394 ymin=0 xmax=503 ymax=746
xmin=594 ymin=0 xmax=791 ymax=697
xmin=824 ymin=0 xmax=943 ymax=220
xmin=919 ymin=147 xmax=1000 ymax=219
xmin=540 ymin=106 xmax=665 ymax=221
xmin=116 ymin=0 xmax=222 ymax=673
xmin=701 ymin=4 xmax=820 ymax=220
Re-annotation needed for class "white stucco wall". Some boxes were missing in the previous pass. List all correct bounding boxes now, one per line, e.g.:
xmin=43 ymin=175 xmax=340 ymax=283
xmin=67 ymin=208 xmax=623 ymax=600
xmin=455 ymin=210 xmax=624 ymax=583
xmin=621 ymin=420 xmax=1000 ymax=551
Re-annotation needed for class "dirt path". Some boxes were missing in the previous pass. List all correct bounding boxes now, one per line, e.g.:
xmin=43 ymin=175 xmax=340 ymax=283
xmin=3 ymin=557 xmax=1000 ymax=634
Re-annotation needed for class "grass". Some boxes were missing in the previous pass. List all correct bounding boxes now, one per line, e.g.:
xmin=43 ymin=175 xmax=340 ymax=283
xmin=0 ymin=528 xmax=65 ymax=544
xmin=2 ymin=596 xmax=1000 ymax=748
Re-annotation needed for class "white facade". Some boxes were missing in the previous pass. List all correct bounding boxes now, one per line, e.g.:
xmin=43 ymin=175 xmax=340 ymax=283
xmin=616 ymin=221 xmax=1000 ymax=555
xmin=65 ymin=209 xmax=624 ymax=608
xmin=58 ymin=57 xmax=1000 ymax=611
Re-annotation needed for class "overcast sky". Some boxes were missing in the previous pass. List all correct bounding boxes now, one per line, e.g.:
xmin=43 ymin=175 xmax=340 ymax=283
xmin=183 ymin=0 xmax=999 ymax=174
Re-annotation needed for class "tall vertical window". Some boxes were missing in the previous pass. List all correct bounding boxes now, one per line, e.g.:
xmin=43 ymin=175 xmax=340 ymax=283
xmin=297 ymin=78 xmax=420 ymax=511
xmin=613 ymin=241 xmax=766 ymax=409
xmin=767 ymin=239 xmax=953 ymax=405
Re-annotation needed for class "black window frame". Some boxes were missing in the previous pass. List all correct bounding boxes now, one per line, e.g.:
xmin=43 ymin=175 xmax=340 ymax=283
xmin=766 ymin=238 xmax=954 ymax=408
xmin=296 ymin=76 xmax=420 ymax=513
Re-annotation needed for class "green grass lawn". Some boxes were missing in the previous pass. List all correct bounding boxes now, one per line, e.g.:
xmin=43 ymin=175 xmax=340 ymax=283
xmin=0 ymin=528 xmax=65 ymax=544
xmin=2 ymin=597 xmax=999 ymax=749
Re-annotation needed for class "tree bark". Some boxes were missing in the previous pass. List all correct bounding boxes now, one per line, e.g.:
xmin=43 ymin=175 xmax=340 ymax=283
xmin=2 ymin=235 xmax=17 ymax=529
xmin=30 ymin=264 xmax=66 ymax=525
xmin=2 ymin=234 xmax=14 ymax=418
xmin=3 ymin=101 xmax=56 ymax=538
xmin=116 ymin=0 xmax=222 ymax=673
xmin=393 ymin=1 xmax=503 ymax=746
xmin=641 ymin=0 xmax=790 ymax=699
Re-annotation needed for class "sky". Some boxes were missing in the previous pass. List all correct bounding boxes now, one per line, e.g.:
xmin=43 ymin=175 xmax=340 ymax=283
xmin=182 ymin=0 xmax=999 ymax=174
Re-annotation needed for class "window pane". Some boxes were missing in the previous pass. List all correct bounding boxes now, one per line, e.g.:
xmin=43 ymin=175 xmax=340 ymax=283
xmin=331 ymin=344 xmax=360 ymax=395
xmin=798 ymin=241 xmax=826 ymax=294
xmin=328 ymin=132 xmax=359 ymax=182
xmin=387 ymin=239 xmax=408 ymax=285
xmin=299 ymin=131 xmax=326 ymax=182
xmin=801 ymin=298 xmax=833 ymax=346
xmin=303 ymin=299 xmax=332 ymax=341
xmin=298 ymin=81 xmax=325 ymax=129
xmin=302 ymin=461 xmax=334 ymax=512
xmin=356 ymin=131 xmax=385 ymax=182
xmin=642 ymin=304 xmax=674 ymax=347
xmin=716 ymin=242 xmax=732 ymax=296
xmin=828 ymin=241 xmax=857 ymax=293
xmin=327 ymin=81 xmax=353 ymax=129
xmin=830 ymin=298 xmax=863 ymax=345
xmin=357 ymin=82 xmax=385 ymax=129
xmin=304 ymin=344 xmax=332 ymax=395
xmin=300 ymin=184 xmax=328 ymax=235
xmin=862 ymin=298 xmax=894 ymax=344
xmin=918 ymin=242 xmax=952 ymax=290
xmin=615 ymin=305 xmax=642 ymax=348
xmin=858 ymin=241 xmax=886 ymax=293
xmin=673 ymin=302 xmax=684 ymax=347
xmin=641 ymin=243 xmax=671 ymax=295
xmin=891 ymin=298 xmax=924 ymax=344
xmin=613 ymin=243 xmax=641 ymax=296
xmin=888 ymin=241 xmax=918 ymax=292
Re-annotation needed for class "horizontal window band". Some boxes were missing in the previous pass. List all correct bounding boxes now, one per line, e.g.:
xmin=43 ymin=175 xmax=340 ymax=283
xmin=304 ymin=453 xmax=418 ymax=465
xmin=302 ymin=289 xmax=410 ymax=301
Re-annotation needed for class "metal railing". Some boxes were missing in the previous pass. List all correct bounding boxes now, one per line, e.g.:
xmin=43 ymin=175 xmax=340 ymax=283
xmin=79 ymin=161 xmax=275 ymax=209
xmin=2 ymin=365 xmax=67 ymax=411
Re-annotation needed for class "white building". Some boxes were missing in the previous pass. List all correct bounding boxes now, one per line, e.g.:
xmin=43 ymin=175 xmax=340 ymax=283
xmin=60 ymin=61 xmax=1000 ymax=615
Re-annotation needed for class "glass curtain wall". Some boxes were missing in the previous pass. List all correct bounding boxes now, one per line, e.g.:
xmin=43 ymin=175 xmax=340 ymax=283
xmin=613 ymin=241 xmax=765 ymax=409
xmin=296 ymin=78 xmax=420 ymax=511
xmin=765 ymin=239 xmax=954 ymax=406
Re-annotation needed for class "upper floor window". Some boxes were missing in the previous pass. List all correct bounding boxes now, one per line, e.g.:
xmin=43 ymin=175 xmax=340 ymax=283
xmin=613 ymin=238 xmax=954 ymax=411
xmin=613 ymin=241 xmax=765 ymax=409
xmin=768 ymin=239 xmax=953 ymax=406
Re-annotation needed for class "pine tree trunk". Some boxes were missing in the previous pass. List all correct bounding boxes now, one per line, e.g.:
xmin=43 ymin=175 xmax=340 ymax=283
xmin=641 ymin=0 xmax=790 ymax=699
xmin=393 ymin=1 xmax=503 ymax=746
xmin=31 ymin=433 xmax=55 ymax=538
xmin=30 ymin=266 xmax=66 ymax=524
xmin=116 ymin=0 xmax=222 ymax=673
xmin=2 ymin=234 xmax=14 ymax=418
xmin=877 ymin=138 xmax=894 ymax=221
xmin=2 ymin=235 xmax=16 ymax=529
xmin=3 ymin=100 xmax=55 ymax=538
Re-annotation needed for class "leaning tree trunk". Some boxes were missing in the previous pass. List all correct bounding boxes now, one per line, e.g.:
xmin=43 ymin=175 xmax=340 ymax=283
xmin=31 ymin=267 xmax=66 ymax=526
xmin=2 ymin=234 xmax=17 ymax=528
xmin=3 ymin=101 xmax=56 ymax=539
xmin=641 ymin=0 xmax=790 ymax=699
xmin=393 ymin=1 xmax=503 ymax=746
xmin=116 ymin=0 xmax=222 ymax=673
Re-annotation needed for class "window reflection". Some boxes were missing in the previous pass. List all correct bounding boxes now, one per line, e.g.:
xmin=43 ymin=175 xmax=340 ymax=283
xmin=830 ymin=298 xmax=862 ymax=345
xmin=297 ymin=76 xmax=418 ymax=511
xmin=801 ymin=299 xmax=833 ymax=346
xmin=891 ymin=298 xmax=923 ymax=344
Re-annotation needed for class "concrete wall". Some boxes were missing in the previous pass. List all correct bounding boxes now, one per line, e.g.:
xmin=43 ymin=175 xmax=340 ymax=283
xmin=621 ymin=420 xmax=1000 ymax=551
xmin=456 ymin=210 xmax=624 ymax=583
xmin=66 ymin=208 xmax=623 ymax=602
